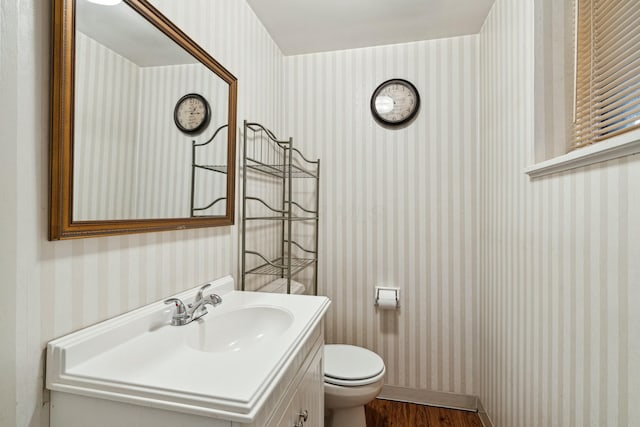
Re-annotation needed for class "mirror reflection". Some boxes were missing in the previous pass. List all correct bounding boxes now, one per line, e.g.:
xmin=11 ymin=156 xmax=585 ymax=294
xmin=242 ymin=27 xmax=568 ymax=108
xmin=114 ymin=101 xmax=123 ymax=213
xmin=73 ymin=0 xmax=229 ymax=221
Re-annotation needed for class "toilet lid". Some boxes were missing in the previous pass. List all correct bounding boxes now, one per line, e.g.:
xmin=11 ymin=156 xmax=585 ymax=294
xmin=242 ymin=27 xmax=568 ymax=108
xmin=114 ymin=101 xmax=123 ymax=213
xmin=324 ymin=345 xmax=385 ymax=386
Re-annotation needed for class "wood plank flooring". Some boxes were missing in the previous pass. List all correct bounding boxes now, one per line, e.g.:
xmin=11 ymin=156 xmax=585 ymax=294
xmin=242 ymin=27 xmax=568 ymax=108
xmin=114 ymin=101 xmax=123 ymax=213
xmin=364 ymin=399 xmax=484 ymax=427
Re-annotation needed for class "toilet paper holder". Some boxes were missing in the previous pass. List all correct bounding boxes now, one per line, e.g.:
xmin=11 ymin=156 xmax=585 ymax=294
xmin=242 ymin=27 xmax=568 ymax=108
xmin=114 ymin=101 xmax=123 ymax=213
xmin=374 ymin=286 xmax=400 ymax=308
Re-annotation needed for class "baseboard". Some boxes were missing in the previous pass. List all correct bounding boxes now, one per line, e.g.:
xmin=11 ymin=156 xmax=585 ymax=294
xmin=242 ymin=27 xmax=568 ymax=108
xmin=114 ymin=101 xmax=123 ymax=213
xmin=476 ymin=398 xmax=494 ymax=427
xmin=377 ymin=385 xmax=478 ymax=412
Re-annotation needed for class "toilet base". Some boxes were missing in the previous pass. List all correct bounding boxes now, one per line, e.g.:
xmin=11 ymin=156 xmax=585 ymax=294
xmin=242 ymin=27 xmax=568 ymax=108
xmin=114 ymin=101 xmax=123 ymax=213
xmin=326 ymin=406 xmax=366 ymax=427
xmin=324 ymin=379 xmax=383 ymax=427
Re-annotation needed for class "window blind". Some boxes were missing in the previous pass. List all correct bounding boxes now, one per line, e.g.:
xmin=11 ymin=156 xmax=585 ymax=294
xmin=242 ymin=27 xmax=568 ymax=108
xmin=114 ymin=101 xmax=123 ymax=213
xmin=573 ymin=0 xmax=640 ymax=149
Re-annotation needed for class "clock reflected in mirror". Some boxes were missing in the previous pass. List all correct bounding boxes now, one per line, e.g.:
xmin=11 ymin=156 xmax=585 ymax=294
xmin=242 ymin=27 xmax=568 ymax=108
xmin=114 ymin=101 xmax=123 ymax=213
xmin=174 ymin=93 xmax=212 ymax=134
xmin=370 ymin=78 xmax=420 ymax=128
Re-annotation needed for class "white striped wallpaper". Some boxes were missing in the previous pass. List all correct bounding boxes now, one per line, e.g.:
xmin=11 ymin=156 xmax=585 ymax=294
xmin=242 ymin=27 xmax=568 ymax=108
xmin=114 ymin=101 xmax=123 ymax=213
xmin=478 ymin=1 xmax=640 ymax=426
xmin=283 ymin=36 xmax=479 ymax=394
xmin=6 ymin=1 xmax=284 ymax=426
xmin=74 ymin=31 xmax=140 ymax=220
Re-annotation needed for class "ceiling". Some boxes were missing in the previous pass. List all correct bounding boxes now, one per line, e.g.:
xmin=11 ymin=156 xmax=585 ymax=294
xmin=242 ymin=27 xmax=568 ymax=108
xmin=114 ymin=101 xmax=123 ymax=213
xmin=247 ymin=0 xmax=495 ymax=55
xmin=77 ymin=0 xmax=197 ymax=67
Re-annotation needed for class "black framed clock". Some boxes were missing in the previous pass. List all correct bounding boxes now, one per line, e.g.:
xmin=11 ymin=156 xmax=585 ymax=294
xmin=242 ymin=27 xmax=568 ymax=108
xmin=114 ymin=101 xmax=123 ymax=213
xmin=370 ymin=79 xmax=420 ymax=126
xmin=173 ymin=93 xmax=211 ymax=134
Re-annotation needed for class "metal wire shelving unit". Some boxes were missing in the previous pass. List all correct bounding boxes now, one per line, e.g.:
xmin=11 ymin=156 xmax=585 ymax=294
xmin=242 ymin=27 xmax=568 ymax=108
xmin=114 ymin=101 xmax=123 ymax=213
xmin=241 ymin=120 xmax=320 ymax=295
xmin=190 ymin=124 xmax=228 ymax=217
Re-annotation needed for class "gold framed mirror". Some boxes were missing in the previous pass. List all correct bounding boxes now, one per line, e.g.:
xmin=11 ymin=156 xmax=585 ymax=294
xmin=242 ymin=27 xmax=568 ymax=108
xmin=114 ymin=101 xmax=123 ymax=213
xmin=50 ymin=0 xmax=237 ymax=240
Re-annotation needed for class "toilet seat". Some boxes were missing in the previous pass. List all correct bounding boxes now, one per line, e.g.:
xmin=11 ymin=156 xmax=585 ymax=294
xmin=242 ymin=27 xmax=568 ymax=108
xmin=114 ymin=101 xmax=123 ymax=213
xmin=324 ymin=345 xmax=386 ymax=387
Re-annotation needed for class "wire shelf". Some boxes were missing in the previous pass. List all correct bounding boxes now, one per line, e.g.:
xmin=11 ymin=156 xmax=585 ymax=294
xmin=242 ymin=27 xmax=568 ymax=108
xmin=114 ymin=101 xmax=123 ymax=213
xmin=245 ymin=256 xmax=317 ymax=276
xmin=195 ymin=164 xmax=228 ymax=174
xmin=246 ymin=161 xmax=317 ymax=179
xmin=245 ymin=215 xmax=318 ymax=221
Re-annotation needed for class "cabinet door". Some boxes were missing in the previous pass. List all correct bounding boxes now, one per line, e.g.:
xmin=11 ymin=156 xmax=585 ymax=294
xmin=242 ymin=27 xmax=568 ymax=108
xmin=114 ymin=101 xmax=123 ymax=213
xmin=273 ymin=390 xmax=302 ymax=427
xmin=273 ymin=348 xmax=323 ymax=427
xmin=296 ymin=348 xmax=323 ymax=427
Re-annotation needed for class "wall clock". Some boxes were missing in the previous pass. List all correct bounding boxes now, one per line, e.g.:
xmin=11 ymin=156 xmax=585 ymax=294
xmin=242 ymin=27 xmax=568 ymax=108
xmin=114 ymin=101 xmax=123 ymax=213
xmin=173 ymin=93 xmax=211 ymax=134
xmin=370 ymin=79 xmax=420 ymax=126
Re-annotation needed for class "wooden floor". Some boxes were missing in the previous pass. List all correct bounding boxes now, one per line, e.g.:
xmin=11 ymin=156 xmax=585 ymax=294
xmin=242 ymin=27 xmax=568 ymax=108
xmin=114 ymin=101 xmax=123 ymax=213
xmin=364 ymin=399 xmax=484 ymax=427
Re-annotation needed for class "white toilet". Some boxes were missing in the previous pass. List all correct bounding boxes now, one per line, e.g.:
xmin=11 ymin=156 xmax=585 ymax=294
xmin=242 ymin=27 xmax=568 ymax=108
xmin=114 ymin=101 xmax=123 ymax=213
xmin=323 ymin=344 xmax=386 ymax=427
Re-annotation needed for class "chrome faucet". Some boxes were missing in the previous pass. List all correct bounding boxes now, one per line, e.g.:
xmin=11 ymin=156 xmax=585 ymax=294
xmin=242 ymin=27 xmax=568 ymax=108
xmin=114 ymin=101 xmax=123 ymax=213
xmin=164 ymin=283 xmax=222 ymax=326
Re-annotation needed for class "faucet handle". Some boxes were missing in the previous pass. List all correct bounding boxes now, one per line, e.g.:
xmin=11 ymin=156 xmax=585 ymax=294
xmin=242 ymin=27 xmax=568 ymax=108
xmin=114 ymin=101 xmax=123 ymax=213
xmin=164 ymin=298 xmax=187 ymax=315
xmin=164 ymin=298 xmax=190 ymax=326
xmin=195 ymin=283 xmax=212 ymax=303
xmin=205 ymin=293 xmax=223 ymax=306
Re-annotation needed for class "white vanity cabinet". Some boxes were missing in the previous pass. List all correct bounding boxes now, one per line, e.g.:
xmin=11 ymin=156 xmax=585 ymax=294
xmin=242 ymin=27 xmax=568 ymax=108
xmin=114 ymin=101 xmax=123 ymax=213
xmin=47 ymin=277 xmax=331 ymax=427
xmin=50 ymin=324 xmax=325 ymax=427
xmin=264 ymin=342 xmax=323 ymax=427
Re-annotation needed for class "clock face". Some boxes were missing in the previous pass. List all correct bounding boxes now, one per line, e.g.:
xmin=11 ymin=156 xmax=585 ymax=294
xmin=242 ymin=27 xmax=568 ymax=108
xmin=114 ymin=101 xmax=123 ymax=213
xmin=370 ymin=79 xmax=420 ymax=126
xmin=174 ymin=93 xmax=211 ymax=134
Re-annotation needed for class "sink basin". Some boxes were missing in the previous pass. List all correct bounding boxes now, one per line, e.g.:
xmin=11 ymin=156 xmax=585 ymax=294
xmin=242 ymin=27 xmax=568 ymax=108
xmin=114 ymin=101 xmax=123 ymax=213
xmin=187 ymin=306 xmax=294 ymax=353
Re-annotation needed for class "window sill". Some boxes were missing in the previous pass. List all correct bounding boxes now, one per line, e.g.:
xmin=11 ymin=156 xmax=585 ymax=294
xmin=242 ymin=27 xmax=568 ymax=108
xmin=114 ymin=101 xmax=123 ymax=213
xmin=524 ymin=129 xmax=640 ymax=178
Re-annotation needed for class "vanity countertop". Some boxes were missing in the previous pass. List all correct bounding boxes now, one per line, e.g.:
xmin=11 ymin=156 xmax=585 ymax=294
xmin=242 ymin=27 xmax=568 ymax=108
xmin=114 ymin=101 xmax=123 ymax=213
xmin=46 ymin=276 xmax=330 ymax=422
